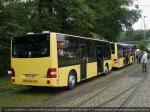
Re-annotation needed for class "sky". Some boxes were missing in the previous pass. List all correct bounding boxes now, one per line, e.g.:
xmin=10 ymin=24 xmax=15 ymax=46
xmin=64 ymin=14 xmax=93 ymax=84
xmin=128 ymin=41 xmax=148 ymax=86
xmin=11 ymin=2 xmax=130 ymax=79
xmin=132 ymin=0 xmax=150 ymax=30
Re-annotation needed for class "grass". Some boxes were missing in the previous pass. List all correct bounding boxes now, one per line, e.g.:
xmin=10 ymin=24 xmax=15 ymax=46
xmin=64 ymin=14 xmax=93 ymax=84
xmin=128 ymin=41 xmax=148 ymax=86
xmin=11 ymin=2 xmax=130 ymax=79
xmin=0 ymin=76 xmax=62 ymax=107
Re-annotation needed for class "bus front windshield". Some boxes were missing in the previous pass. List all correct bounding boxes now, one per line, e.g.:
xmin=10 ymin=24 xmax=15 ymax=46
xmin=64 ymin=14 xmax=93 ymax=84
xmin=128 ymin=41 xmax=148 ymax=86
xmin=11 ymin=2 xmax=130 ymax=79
xmin=12 ymin=34 xmax=50 ymax=58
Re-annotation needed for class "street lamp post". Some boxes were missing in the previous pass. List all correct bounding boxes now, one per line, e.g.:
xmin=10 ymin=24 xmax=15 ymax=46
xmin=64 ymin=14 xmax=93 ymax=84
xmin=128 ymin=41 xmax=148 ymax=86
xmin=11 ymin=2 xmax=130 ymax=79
xmin=143 ymin=16 xmax=147 ymax=40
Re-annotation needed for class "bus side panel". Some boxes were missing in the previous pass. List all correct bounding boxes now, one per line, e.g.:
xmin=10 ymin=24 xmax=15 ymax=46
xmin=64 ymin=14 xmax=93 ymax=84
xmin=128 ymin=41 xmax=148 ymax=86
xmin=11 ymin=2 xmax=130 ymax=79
xmin=50 ymin=33 xmax=58 ymax=69
xmin=111 ymin=54 xmax=116 ymax=67
xmin=112 ymin=43 xmax=119 ymax=68
xmin=50 ymin=33 xmax=59 ymax=86
xmin=58 ymin=65 xmax=80 ymax=87
xmin=113 ymin=59 xmax=124 ymax=68
xmin=118 ymin=58 xmax=125 ymax=68
xmin=112 ymin=43 xmax=125 ymax=68
xmin=115 ymin=43 xmax=118 ymax=59
xmin=86 ymin=62 xmax=97 ymax=79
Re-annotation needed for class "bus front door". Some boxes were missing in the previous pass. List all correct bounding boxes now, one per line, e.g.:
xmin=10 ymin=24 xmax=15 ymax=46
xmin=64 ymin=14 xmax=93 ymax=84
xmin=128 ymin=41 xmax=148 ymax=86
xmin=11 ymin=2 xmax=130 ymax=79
xmin=96 ymin=46 xmax=103 ymax=74
xmin=80 ymin=44 xmax=87 ymax=80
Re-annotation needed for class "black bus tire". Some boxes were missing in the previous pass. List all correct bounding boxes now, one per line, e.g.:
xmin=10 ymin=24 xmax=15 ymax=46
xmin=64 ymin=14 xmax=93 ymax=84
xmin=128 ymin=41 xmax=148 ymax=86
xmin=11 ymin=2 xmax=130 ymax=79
xmin=67 ymin=71 xmax=76 ymax=90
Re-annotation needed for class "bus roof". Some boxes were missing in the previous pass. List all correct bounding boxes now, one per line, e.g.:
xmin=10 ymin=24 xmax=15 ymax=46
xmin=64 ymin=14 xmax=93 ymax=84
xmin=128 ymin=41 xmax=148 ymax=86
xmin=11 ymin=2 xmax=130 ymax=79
xmin=117 ymin=43 xmax=135 ymax=47
xmin=55 ymin=32 xmax=111 ymax=43
xmin=13 ymin=32 xmax=115 ymax=44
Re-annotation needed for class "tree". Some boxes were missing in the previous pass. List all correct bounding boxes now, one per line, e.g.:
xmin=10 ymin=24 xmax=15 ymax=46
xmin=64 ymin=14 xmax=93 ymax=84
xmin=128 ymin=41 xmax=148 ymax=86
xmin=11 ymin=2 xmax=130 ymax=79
xmin=138 ymin=40 xmax=148 ymax=51
xmin=86 ymin=0 xmax=141 ymax=41
xmin=33 ymin=0 xmax=96 ymax=36
xmin=118 ymin=29 xmax=150 ymax=42
xmin=0 ymin=0 xmax=31 ymax=75
xmin=0 ymin=0 xmax=141 ymax=42
xmin=0 ymin=0 xmax=141 ymax=75
xmin=30 ymin=0 xmax=140 ymax=40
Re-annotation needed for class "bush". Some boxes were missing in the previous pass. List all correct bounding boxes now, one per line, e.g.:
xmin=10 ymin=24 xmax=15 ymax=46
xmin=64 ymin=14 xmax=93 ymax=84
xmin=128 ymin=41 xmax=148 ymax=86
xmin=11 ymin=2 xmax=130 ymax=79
xmin=138 ymin=40 xmax=148 ymax=51
xmin=0 ymin=52 xmax=10 ymax=76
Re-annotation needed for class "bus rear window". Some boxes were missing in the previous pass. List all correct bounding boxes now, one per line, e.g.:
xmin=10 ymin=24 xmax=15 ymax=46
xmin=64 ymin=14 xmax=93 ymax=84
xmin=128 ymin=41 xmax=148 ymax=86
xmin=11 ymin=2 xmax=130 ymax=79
xmin=12 ymin=34 xmax=50 ymax=58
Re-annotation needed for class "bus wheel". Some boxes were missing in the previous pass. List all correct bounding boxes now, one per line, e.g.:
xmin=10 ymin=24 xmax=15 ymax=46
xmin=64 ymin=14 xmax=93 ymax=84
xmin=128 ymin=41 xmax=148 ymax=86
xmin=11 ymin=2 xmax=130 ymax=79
xmin=67 ymin=71 xmax=76 ymax=90
xmin=105 ymin=64 xmax=109 ymax=75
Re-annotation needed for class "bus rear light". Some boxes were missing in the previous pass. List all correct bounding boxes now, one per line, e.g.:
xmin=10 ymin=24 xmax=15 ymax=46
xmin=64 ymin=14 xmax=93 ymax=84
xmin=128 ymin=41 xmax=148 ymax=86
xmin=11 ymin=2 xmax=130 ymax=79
xmin=47 ymin=68 xmax=57 ymax=78
xmin=114 ymin=59 xmax=118 ymax=63
xmin=8 ymin=68 xmax=15 ymax=77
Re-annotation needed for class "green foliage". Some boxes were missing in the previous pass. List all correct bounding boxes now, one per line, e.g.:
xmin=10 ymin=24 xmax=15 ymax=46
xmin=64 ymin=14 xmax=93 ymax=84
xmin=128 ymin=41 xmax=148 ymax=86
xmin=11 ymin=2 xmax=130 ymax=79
xmin=0 ymin=53 xmax=10 ymax=76
xmin=85 ymin=0 xmax=140 ymax=41
xmin=0 ymin=0 xmax=141 ymax=41
xmin=138 ymin=40 xmax=148 ymax=51
xmin=35 ymin=0 xmax=96 ymax=36
xmin=0 ymin=0 xmax=141 ymax=75
xmin=31 ymin=0 xmax=140 ymax=40
xmin=119 ymin=29 xmax=150 ymax=42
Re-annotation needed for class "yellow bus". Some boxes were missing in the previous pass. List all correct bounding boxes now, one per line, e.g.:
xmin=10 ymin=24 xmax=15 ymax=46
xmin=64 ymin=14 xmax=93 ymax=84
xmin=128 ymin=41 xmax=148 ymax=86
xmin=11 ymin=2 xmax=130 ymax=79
xmin=9 ymin=32 xmax=112 ymax=89
xmin=111 ymin=43 xmax=135 ymax=68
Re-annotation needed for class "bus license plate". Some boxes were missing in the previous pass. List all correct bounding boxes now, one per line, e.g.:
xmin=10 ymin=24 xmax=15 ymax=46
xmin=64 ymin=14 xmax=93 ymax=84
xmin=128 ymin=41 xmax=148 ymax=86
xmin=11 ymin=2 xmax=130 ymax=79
xmin=26 ymin=74 xmax=36 ymax=78
xmin=23 ymin=79 xmax=38 ymax=83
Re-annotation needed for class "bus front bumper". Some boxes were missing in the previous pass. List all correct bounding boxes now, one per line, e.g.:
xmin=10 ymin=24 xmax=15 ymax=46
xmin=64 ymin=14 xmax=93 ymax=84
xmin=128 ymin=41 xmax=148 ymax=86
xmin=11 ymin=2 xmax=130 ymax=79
xmin=11 ymin=77 xmax=59 ymax=87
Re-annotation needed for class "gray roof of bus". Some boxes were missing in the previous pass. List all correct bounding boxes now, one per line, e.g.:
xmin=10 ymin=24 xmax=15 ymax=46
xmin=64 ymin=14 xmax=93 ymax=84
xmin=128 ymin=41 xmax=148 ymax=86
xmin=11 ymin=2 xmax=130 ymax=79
xmin=117 ymin=43 xmax=134 ymax=46
xmin=55 ymin=32 xmax=110 ymax=43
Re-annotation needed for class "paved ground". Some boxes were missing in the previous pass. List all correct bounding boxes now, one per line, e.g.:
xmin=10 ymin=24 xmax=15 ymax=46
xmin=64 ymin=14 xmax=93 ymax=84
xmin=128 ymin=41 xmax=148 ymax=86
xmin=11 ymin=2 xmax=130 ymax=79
xmin=40 ymin=63 xmax=149 ymax=107
xmin=0 ymin=62 xmax=150 ymax=108
xmin=34 ymin=63 xmax=150 ymax=107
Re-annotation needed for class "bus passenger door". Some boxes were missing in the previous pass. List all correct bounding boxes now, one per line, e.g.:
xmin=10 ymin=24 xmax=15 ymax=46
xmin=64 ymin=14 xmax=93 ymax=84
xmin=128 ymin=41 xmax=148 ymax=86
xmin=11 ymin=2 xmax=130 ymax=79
xmin=80 ymin=44 xmax=87 ymax=80
xmin=96 ymin=46 xmax=103 ymax=74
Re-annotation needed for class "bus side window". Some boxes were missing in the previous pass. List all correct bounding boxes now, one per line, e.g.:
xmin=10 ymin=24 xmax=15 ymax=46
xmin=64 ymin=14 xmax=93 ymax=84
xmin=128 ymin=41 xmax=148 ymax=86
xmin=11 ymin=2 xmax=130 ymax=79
xmin=56 ymin=34 xmax=79 ymax=67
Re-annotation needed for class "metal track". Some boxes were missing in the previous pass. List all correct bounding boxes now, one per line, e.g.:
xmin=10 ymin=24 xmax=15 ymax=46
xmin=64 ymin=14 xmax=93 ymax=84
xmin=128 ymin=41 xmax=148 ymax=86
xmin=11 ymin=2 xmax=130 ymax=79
xmin=73 ymin=65 xmax=142 ymax=107
xmin=49 ymin=65 xmax=140 ymax=107
xmin=120 ymin=73 xmax=148 ymax=107
xmin=97 ymin=73 xmax=147 ymax=107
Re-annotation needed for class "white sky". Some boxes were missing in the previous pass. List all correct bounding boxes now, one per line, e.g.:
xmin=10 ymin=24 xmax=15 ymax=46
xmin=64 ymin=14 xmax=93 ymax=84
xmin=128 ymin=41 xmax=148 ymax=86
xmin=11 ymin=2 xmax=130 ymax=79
xmin=132 ymin=0 xmax=150 ymax=30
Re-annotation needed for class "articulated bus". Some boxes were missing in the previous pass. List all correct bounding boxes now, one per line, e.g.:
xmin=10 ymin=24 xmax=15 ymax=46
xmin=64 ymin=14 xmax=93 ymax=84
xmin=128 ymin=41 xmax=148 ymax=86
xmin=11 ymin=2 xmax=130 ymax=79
xmin=111 ymin=43 xmax=136 ymax=68
xmin=9 ymin=32 xmax=113 ymax=89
